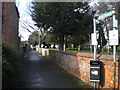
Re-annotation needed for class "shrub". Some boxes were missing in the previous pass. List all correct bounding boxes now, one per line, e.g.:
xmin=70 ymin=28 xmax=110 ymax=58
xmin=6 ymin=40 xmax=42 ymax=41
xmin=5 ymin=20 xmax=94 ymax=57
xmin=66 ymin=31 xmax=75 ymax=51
xmin=2 ymin=41 xmax=21 ymax=88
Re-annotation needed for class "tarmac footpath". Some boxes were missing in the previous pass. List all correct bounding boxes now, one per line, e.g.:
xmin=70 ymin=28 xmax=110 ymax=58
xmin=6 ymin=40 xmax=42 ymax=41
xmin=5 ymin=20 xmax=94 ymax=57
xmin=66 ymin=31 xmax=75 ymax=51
xmin=12 ymin=50 xmax=91 ymax=89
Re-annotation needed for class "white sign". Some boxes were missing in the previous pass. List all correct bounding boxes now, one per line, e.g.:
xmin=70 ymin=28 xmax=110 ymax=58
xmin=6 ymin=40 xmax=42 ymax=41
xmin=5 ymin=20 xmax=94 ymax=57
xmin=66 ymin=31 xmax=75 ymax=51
xmin=109 ymin=30 xmax=119 ymax=45
xmin=91 ymin=33 xmax=98 ymax=45
xmin=113 ymin=19 xmax=118 ymax=28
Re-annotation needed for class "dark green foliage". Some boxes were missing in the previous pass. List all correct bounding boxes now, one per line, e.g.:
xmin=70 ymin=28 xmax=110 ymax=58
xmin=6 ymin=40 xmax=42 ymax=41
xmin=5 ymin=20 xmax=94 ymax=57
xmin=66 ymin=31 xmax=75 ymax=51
xmin=31 ymin=2 xmax=92 ymax=50
xmin=2 ymin=42 xmax=21 ymax=88
xmin=28 ymin=31 xmax=39 ymax=46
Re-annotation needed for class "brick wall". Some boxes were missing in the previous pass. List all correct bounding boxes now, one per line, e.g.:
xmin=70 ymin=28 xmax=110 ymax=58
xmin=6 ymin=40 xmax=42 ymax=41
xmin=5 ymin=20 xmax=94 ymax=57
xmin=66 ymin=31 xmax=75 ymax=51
xmin=2 ymin=2 xmax=20 ymax=50
xmin=0 ymin=2 xmax=2 ymax=89
xmin=0 ymin=1 xmax=2 ymax=39
xmin=37 ymin=48 xmax=120 ymax=89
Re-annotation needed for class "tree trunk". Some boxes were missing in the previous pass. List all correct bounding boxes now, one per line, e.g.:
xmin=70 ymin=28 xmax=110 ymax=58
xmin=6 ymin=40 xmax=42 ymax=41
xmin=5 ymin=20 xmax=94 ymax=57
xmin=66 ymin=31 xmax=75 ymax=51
xmin=90 ymin=45 xmax=92 ymax=52
xmin=107 ymin=40 xmax=110 ymax=55
xmin=77 ymin=44 xmax=81 ymax=52
xmin=63 ymin=44 xmax=66 ymax=51
xmin=59 ymin=35 xmax=64 ymax=51
xmin=71 ymin=44 xmax=74 ymax=49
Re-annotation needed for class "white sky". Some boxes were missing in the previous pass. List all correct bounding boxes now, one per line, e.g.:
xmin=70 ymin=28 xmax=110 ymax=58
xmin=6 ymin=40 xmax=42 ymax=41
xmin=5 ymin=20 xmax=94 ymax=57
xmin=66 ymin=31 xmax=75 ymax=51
xmin=16 ymin=0 xmax=37 ymax=41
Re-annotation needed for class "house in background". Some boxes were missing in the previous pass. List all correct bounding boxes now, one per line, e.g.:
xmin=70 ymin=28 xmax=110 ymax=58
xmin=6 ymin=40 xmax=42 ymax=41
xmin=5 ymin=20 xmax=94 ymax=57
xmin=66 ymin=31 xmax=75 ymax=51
xmin=2 ymin=2 xmax=20 ymax=50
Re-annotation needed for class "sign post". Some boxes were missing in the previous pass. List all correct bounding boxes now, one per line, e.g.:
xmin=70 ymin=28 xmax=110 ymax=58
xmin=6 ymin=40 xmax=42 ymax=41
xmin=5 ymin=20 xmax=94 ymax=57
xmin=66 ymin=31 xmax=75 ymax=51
xmin=91 ymin=17 xmax=98 ymax=89
xmin=112 ymin=9 xmax=118 ymax=62
xmin=92 ymin=18 xmax=97 ymax=61
xmin=98 ymin=9 xmax=118 ymax=62
xmin=90 ymin=9 xmax=119 ymax=89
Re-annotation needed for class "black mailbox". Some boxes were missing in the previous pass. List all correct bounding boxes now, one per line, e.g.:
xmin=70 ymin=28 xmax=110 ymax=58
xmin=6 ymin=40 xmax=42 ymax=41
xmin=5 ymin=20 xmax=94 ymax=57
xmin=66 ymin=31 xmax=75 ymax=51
xmin=90 ymin=60 xmax=102 ymax=82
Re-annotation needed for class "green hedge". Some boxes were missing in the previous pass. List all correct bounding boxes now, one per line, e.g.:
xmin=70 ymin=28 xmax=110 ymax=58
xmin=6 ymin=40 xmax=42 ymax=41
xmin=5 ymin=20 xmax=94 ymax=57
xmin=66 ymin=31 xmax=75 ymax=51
xmin=2 ymin=42 xmax=21 ymax=88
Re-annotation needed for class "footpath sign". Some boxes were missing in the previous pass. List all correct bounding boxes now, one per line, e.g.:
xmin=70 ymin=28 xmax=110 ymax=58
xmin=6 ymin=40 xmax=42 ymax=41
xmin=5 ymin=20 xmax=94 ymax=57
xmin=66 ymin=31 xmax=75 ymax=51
xmin=98 ymin=11 xmax=115 ymax=20
xmin=91 ymin=33 xmax=98 ymax=45
xmin=109 ymin=30 xmax=119 ymax=45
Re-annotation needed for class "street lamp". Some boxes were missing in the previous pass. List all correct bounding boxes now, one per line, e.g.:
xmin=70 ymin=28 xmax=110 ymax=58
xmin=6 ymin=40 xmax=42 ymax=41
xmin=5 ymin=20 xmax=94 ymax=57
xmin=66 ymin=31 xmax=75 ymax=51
xmin=38 ymin=27 xmax=41 ymax=48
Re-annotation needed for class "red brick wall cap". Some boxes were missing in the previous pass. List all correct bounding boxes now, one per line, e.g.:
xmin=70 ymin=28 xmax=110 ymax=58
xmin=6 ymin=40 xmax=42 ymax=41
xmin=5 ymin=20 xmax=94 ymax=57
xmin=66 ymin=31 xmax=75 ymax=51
xmin=50 ymin=50 xmax=120 ymax=61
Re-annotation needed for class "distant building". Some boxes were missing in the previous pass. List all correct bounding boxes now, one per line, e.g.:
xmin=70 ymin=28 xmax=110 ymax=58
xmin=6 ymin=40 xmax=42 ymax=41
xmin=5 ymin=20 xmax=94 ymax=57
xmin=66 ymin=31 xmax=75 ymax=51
xmin=1 ymin=2 xmax=20 ymax=50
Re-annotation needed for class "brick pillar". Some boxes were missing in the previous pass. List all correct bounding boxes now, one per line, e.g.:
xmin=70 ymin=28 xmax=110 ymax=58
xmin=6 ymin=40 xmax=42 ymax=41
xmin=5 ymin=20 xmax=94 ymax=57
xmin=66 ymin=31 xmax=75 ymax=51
xmin=2 ymin=2 xmax=8 ymax=41
xmin=0 ymin=1 xmax=2 ymax=89
xmin=0 ymin=1 xmax=2 ymax=39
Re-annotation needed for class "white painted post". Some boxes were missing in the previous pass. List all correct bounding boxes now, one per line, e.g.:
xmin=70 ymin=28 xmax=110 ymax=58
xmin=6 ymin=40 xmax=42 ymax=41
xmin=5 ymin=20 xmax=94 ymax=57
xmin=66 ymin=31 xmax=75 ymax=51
xmin=38 ymin=29 xmax=40 ymax=48
xmin=38 ymin=28 xmax=41 ymax=48
xmin=93 ymin=18 xmax=97 ymax=89
xmin=112 ymin=9 xmax=116 ymax=62
xmin=93 ymin=18 xmax=97 ymax=61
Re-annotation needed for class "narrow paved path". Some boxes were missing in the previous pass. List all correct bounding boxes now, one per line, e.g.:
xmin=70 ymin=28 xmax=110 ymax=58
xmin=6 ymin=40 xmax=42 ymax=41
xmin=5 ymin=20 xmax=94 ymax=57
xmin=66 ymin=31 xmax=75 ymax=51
xmin=14 ymin=50 xmax=82 ymax=88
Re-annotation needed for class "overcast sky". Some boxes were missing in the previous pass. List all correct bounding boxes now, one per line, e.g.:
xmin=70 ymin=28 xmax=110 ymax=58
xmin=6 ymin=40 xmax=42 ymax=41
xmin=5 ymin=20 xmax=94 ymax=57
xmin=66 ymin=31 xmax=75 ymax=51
xmin=16 ymin=0 xmax=37 ymax=41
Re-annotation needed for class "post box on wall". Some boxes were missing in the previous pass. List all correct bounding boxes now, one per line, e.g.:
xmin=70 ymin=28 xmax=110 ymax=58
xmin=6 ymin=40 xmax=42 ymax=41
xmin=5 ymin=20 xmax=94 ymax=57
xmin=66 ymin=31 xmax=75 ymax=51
xmin=90 ymin=60 xmax=102 ymax=82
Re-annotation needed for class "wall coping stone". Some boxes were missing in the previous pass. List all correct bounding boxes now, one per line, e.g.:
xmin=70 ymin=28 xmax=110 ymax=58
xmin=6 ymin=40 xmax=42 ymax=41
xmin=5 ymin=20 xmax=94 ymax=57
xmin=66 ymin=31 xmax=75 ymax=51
xmin=49 ymin=50 xmax=120 ymax=61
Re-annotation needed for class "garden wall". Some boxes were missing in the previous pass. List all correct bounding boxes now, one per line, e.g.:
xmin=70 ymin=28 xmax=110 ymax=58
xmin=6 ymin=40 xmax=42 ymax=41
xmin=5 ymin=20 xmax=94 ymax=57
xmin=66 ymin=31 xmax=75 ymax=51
xmin=36 ymin=48 xmax=120 ymax=89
